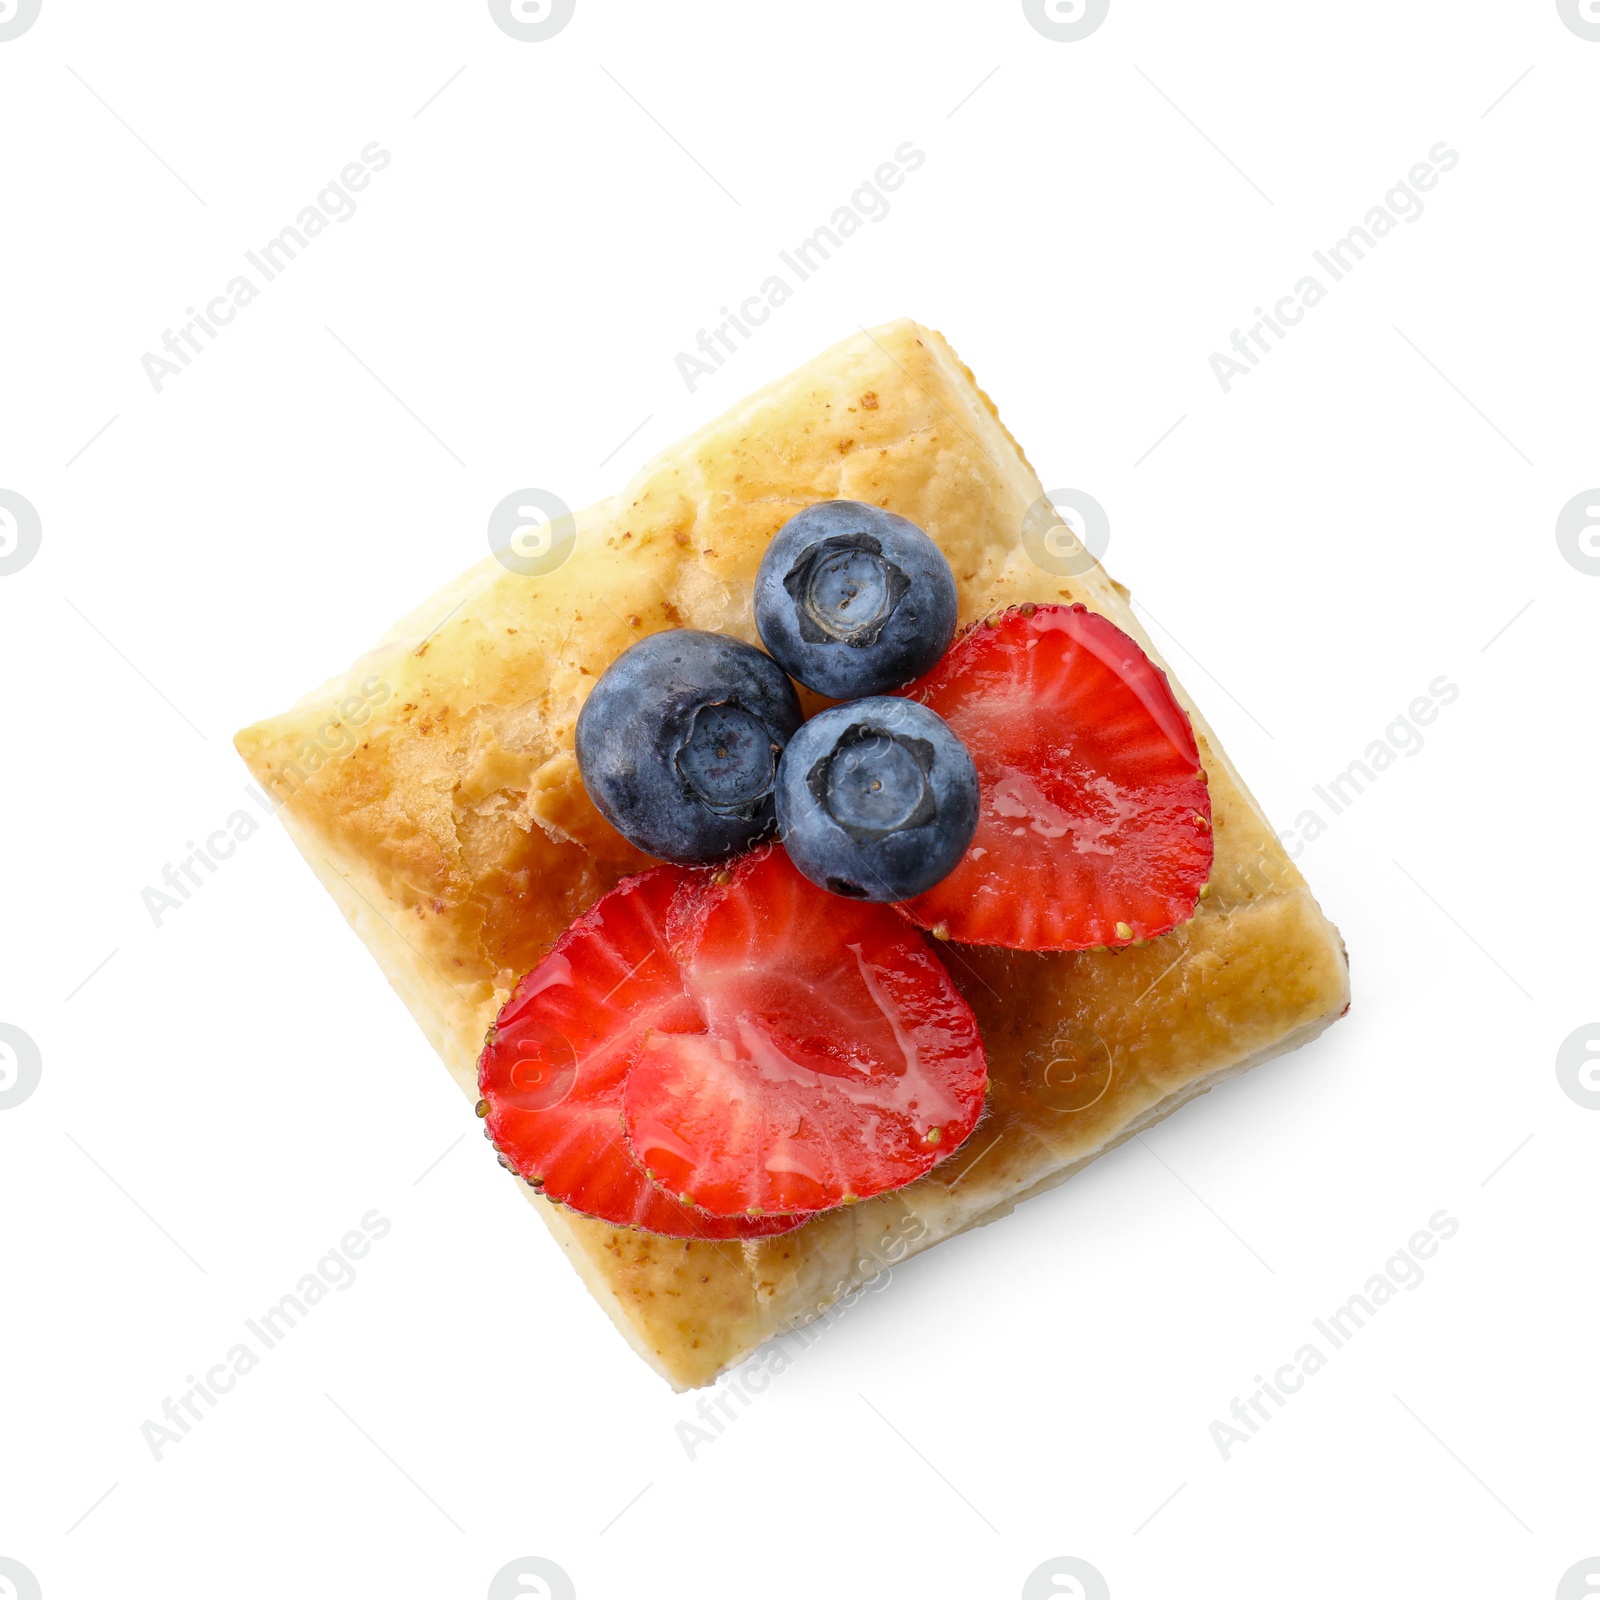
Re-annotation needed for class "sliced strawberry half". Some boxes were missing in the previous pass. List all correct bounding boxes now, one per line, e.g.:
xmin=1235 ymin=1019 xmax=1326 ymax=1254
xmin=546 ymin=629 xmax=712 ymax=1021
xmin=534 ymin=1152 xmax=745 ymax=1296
xmin=478 ymin=865 xmax=801 ymax=1239
xmin=894 ymin=603 xmax=1213 ymax=950
xmin=622 ymin=846 xmax=988 ymax=1218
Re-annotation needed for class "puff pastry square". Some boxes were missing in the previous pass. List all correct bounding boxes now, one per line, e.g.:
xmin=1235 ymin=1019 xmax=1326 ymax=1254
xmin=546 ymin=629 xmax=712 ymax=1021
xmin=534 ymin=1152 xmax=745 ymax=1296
xmin=236 ymin=320 xmax=1349 ymax=1389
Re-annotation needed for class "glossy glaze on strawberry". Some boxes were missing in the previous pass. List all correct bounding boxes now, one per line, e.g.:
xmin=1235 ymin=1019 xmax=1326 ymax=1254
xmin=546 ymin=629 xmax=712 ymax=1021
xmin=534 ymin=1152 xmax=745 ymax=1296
xmin=479 ymin=850 xmax=988 ymax=1233
xmin=478 ymin=866 xmax=801 ymax=1239
xmin=894 ymin=603 xmax=1213 ymax=950
xmin=623 ymin=846 xmax=988 ymax=1216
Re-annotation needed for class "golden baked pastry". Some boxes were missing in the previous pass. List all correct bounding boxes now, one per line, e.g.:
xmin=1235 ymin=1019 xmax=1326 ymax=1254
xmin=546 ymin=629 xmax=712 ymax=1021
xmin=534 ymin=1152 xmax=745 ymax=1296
xmin=235 ymin=320 xmax=1349 ymax=1389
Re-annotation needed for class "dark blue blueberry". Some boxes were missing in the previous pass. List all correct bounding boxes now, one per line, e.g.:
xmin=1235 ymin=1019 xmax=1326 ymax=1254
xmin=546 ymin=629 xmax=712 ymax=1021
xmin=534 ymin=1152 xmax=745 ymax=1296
xmin=776 ymin=697 xmax=978 ymax=902
xmin=576 ymin=629 xmax=802 ymax=864
xmin=754 ymin=501 xmax=959 ymax=698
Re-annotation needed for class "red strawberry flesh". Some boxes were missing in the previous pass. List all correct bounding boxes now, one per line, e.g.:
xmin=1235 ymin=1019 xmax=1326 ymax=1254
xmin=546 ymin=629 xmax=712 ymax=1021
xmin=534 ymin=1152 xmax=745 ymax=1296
xmin=623 ymin=847 xmax=988 ymax=1217
xmin=895 ymin=603 xmax=1213 ymax=950
xmin=479 ymin=866 xmax=801 ymax=1239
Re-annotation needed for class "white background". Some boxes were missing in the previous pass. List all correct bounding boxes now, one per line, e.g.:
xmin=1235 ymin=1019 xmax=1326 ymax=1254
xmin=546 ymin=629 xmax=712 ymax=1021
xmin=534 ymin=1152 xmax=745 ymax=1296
xmin=2 ymin=2 xmax=1596 ymax=1597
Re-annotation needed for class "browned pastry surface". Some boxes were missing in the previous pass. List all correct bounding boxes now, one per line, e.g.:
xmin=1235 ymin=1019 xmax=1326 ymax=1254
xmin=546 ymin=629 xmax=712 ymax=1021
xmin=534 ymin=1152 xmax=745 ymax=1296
xmin=236 ymin=320 xmax=1349 ymax=1388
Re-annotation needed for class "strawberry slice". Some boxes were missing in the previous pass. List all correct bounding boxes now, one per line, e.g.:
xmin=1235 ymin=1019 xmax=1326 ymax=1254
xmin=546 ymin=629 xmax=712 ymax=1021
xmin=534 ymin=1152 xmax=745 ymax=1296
xmin=894 ymin=603 xmax=1212 ymax=950
xmin=478 ymin=866 xmax=801 ymax=1239
xmin=622 ymin=846 xmax=988 ymax=1217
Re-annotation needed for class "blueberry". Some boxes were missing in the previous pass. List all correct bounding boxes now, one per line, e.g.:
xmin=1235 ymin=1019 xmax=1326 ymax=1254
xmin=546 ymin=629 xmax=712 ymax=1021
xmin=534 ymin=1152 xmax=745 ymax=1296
xmin=754 ymin=501 xmax=959 ymax=698
xmin=776 ymin=697 xmax=978 ymax=902
xmin=577 ymin=629 xmax=802 ymax=864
